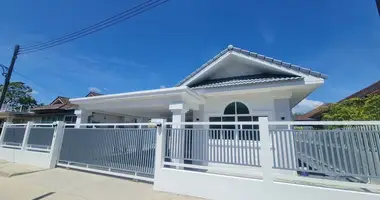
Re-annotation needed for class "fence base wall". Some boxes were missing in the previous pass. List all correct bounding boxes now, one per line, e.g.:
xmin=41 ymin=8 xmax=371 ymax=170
xmin=154 ymin=168 xmax=266 ymax=200
xmin=154 ymin=168 xmax=380 ymax=200
xmin=0 ymin=147 xmax=52 ymax=168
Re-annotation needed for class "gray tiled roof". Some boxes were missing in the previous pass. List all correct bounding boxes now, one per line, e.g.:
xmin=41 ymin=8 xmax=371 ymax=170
xmin=176 ymin=45 xmax=327 ymax=86
xmin=191 ymin=75 xmax=303 ymax=89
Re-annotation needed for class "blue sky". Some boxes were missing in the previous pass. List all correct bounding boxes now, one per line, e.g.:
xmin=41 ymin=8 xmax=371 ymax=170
xmin=0 ymin=0 xmax=379 ymax=113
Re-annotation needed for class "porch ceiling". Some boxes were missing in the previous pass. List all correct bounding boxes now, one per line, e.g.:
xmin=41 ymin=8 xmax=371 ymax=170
xmin=69 ymin=87 xmax=205 ymax=118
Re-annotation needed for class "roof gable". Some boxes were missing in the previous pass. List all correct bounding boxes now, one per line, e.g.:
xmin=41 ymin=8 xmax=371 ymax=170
xmin=177 ymin=45 xmax=327 ymax=87
xmin=31 ymin=96 xmax=76 ymax=111
xmin=50 ymin=96 xmax=69 ymax=105
xmin=86 ymin=91 xmax=103 ymax=97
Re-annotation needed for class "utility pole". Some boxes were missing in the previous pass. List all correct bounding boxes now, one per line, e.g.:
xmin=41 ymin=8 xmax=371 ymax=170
xmin=0 ymin=45 xmax=20 ymax=109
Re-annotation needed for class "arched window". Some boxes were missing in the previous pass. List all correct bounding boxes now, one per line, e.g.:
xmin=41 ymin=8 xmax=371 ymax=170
xmin=209 ymin=101 xmax=260 ymax=141
xmin=224 ymin=102 xmax=249 ymax=115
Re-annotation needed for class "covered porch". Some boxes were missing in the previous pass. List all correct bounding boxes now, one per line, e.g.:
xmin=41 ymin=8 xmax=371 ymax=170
xmin=70 ymin=87 xmax=205 ymax=126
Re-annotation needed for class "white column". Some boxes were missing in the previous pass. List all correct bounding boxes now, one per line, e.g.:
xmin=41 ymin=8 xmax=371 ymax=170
xmin=169 ymin=103 xmax=188 ymax=168
xmin=153 ymin=119 xmax=166 ymax=189
xmin=21 ymin=122 xmax=33 ymax=150
xmin=192 ymin=105 xmax=208 ymax=166
xmin=0 ymin=122 xmax=8 ymax=144
xmin=74 ymin=109 xmax=90 ymax=128
xmin=258 ymin=117 xmax=274 ymax=183
xmin=49 ymin=121 xmax=65 ymax=168
xmin=170 ymin=104 xmax=188 ymax=129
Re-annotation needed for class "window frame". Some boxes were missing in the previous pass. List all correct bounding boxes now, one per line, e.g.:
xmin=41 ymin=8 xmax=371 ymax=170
xmin=208 ymin=102 xmax=266 ymax=141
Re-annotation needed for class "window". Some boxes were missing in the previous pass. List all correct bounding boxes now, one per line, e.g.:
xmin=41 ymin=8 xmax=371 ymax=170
xmin=223 ymin=102 xmax=249 ymax=115
xmin=41 ymin=115 xmax=64 ymax=123
xmin=64 ymin=115 xmax=77 ymax=123
xmin=209 ymin=102 xmax=260 ymax=141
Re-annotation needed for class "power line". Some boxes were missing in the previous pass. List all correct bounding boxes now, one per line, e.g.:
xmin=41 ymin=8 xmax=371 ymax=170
xmin=19 ymin=0 xmax=170 ymax=54
xmin=0 ymin=64 xmax=63 ymax=96
xmin=20 ymin=0 xmax=168 ymax=53
xmin=12 ymin=70 xmax=43 ymax=88
xmin=9 ymin=69 xmax=60 ymax=95
xmin=20 ymin=0 xmax=157 ymax=51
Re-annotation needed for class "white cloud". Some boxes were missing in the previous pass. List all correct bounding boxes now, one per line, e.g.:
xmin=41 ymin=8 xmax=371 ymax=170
xmin=88 ymin=87 xmax=102 ymax=93
xmin=31 ymin=90 xmax=39 ymax=95
xmin=292 ymin=99 xmax=324 ymax=114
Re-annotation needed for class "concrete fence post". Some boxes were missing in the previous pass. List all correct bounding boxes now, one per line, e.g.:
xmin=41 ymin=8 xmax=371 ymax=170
xmin=258 ymin=117 xmax=274 ymax=183
xmin=0 ymin=122 xmax=8 ymax=144
xmin=21 ymin=122 xmax=34 ymax=150
xmin=153 ymin=119 xmax=166 ymax=188
xmin=49 ymin=121 xmax=65 ymax=168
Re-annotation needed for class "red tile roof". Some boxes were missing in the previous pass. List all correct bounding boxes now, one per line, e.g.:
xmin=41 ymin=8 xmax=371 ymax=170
xmin=340 ymin=81 xmax=380 ymax=102
xmin=296 ymin=80 xmax=379 ymax=121
xmin=295 ymin=103 xmax=332 ymax=121
xmin=32 ymin=92 xmax=103 ymax=111
xmin=31 ymin=96 xmax=77 ymax=111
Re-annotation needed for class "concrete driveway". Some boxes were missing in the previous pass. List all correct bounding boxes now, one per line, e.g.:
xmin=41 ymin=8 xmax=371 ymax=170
xmin=0 ymin=168 xmax=202 ymax=200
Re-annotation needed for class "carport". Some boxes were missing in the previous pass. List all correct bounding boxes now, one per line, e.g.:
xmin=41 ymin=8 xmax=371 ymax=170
xmin=70 ymin=86 xmax=205 ymax=125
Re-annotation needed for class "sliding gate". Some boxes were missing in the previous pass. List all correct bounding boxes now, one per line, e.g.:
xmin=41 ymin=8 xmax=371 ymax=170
xmin=57 ymin=124 xmax=157 ymax=182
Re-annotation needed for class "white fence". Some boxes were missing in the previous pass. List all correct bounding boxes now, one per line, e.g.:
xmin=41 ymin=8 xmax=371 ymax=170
xmin=1 ymin=119 xmax=380 ymax=200
xmin=57 ymin=123 xmax=157 ymax=182
xmin=154 ymin=119 xmax=380 ymax=200
xmin=0 ymin=122 xmax=64 ymax=168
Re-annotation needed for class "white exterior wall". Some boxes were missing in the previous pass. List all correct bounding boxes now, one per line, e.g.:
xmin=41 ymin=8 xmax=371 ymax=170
xmin=199 ymin=93 xmax=276 ymax=170
xmin=91 ymin=113 xmax=124 ymax=123
xmin=273 ymin=98 xmax=292 ymax=122
xmin=202 ymin=93 xmax=276 ymax=120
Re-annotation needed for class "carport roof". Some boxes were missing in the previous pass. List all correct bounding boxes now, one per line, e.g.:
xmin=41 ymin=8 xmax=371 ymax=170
xmin=70 ymin=86 xmax=205 ymax=105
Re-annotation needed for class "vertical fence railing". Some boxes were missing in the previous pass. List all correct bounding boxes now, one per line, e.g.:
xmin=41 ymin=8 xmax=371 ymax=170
xmin=160 ymin=120 xmax=380 ymax=179
xmin=164 ymin=121 xmax=261 ymax=167
xmin=0 ymin=124 xmax=27 ymax=148
xmin=0 ymin=122 xmax=64 ymax=168
xmin=58 ymin=123 xmax=158 ymax=180
xmin=0 ymin=122 xmax=56 ymax=152
xmin=26 ymin=124 xmax=55 ymax=151
xmin=269 ymin=121 xmax=380 ymax=179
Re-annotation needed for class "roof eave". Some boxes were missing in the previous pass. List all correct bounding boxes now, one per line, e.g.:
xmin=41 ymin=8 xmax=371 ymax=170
xmin=70 ymin=86 xmax=205 ymax=105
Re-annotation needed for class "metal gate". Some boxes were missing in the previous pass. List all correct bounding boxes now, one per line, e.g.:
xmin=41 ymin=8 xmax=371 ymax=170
xmin=57 ymin=124 xmax=157 ymax=182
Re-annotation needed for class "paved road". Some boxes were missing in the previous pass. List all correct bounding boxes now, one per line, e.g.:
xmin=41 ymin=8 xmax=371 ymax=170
xmin=0 ymin=168 xmax=203 ymax=200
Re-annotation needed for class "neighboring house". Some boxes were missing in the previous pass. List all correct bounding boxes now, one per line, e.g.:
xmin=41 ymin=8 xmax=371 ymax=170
xmin=69 ymin=45 xmax=327 ymax=126
xmin=0 ymin=92 xmax=126 ymax=124
xmin=31 ymin=96 xmax=78 ymax=123
xmin=339 ymin=80 xmax=380 ymax=102
xmin=296 ymin=80 xmax=380 ymax=121
xmin=295 ymin=103 xmax=332 ymax=121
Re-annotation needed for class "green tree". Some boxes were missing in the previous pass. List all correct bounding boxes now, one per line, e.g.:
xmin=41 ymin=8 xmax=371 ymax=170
xmin=363 ymin=94 xmax=380 ymax=120
xmin=0 ymin=82 xmax=39 ymax=110
xmin=322 ymin=95 xmax=380 ymax=121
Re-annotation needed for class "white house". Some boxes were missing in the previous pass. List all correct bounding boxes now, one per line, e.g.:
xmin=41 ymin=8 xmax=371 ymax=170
xmin=70 ymin=45 xmax=327 ymax=127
